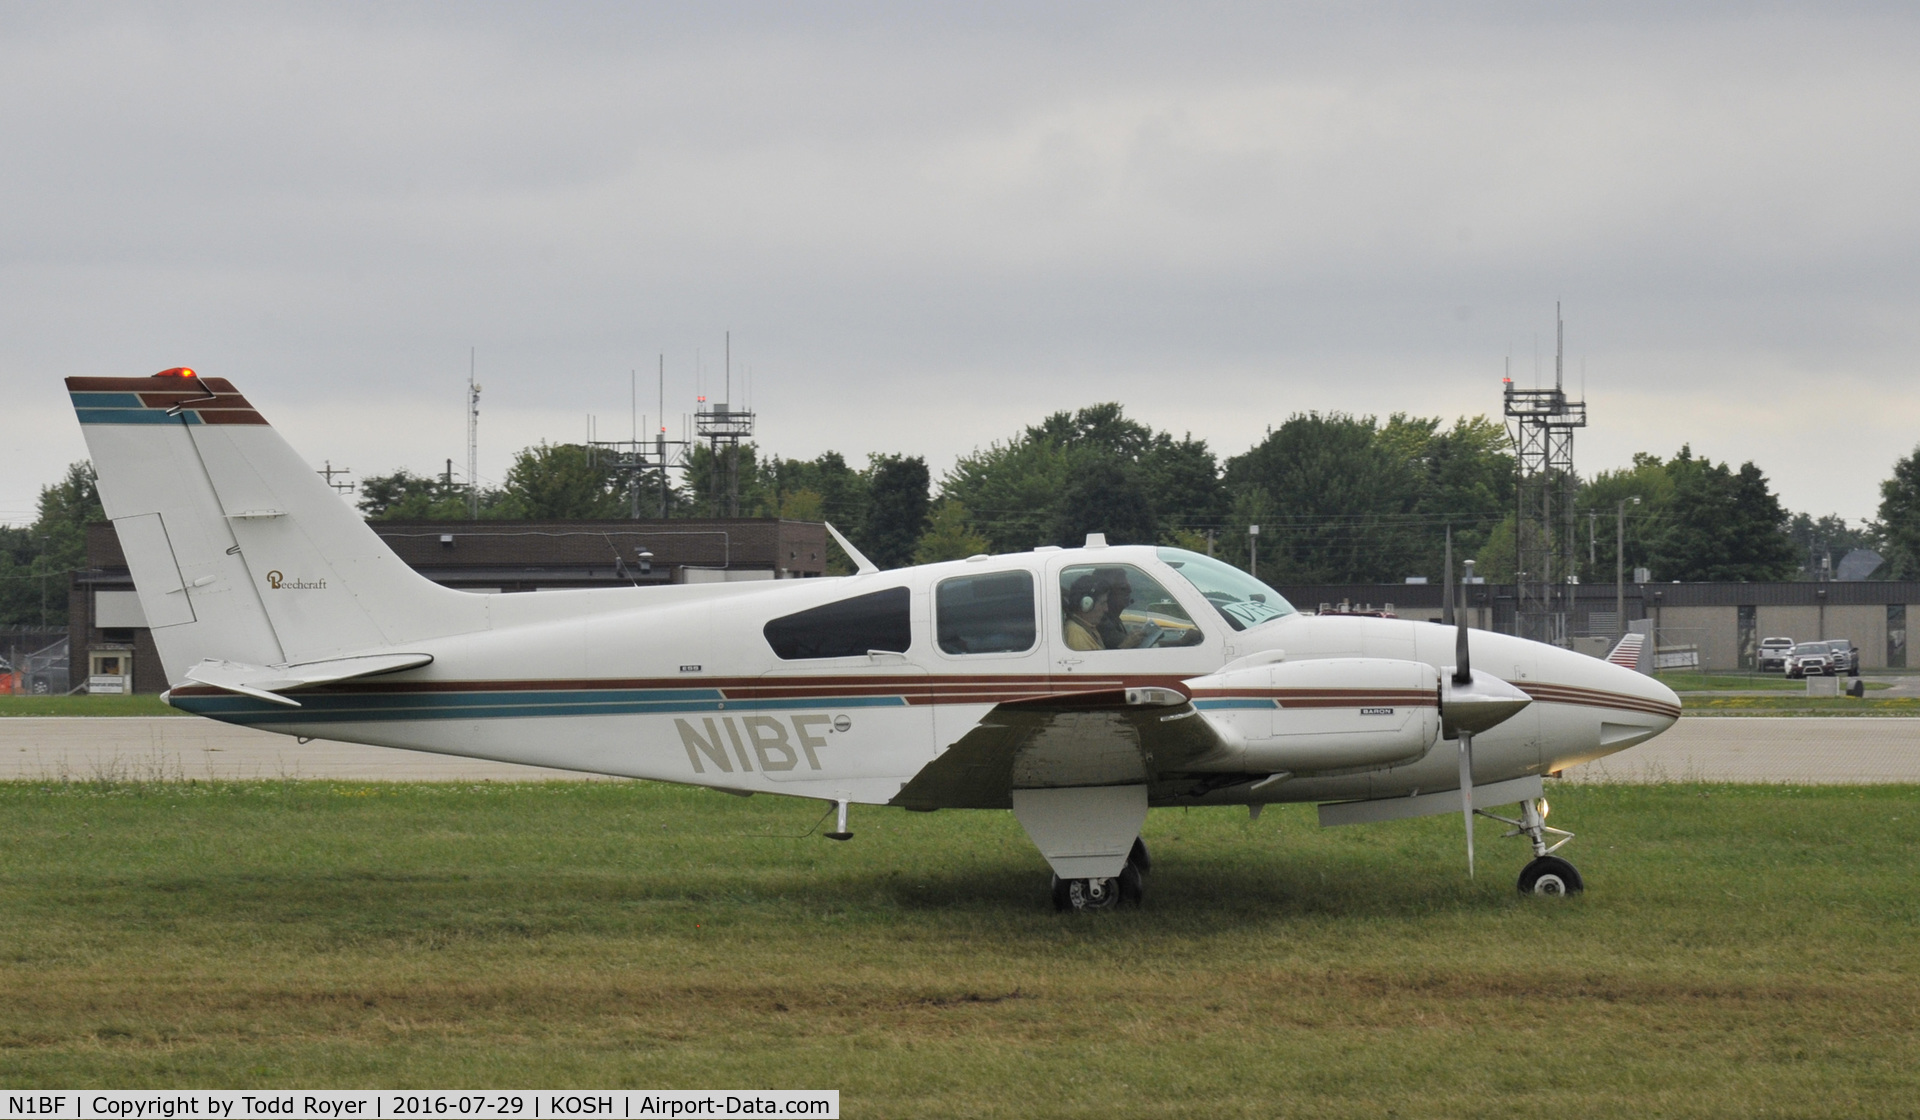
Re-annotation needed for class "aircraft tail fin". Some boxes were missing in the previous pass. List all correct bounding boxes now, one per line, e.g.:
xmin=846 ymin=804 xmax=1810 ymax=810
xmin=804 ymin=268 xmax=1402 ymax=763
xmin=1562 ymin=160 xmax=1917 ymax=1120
xmin=1606 ymin=622 xmax=1654 ymax=675
xmin=68 ymin=372 xmax=487 ymax=685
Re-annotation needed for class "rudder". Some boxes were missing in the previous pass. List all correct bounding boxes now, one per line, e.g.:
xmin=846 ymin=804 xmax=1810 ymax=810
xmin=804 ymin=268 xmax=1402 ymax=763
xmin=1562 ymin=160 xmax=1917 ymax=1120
xmin=69 ymin=372 xmax=486 ymax=685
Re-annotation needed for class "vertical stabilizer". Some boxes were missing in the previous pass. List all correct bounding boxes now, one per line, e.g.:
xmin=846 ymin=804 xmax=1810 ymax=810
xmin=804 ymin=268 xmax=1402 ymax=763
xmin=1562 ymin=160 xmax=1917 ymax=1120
xmin=69 ymin=374 xmax=488 ymax=684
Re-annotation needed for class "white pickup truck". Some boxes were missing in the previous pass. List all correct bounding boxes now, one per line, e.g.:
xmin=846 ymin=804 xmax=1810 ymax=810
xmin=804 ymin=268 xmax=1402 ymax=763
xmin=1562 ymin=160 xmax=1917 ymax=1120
xmin=1757 ymin=636 xmax=1795 ymax=672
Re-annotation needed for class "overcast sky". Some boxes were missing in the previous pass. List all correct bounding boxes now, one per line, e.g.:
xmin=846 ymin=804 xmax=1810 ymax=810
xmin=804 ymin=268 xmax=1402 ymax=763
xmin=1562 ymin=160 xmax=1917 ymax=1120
xmin=5 ymin=3 xmax=1918 ymax=528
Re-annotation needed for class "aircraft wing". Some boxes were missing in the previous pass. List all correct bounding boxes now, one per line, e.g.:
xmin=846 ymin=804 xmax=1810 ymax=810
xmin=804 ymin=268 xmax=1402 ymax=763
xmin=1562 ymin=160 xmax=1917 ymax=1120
xmin=889 ymin=689 xmax=1236 ymax=810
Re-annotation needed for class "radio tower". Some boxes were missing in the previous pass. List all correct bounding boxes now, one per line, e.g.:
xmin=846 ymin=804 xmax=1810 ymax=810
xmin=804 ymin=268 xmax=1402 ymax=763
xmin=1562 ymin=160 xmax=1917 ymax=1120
xmin=1503 ymin=304 xmax=1586 ymax=645
xmin=695 ymin=331 xmax=754 ymax=517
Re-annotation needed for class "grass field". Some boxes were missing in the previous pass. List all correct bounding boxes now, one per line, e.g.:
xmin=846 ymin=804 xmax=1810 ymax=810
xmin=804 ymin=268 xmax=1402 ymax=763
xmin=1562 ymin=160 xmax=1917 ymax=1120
xmin=0 ymin=695 xmax=183 ymax=717
xmin=1682 ymin=695 xmax=1920 ymax=714
xmin=1655 ymin=672 xmax=1894 ymax=693
xmin=2 ymin=779 xmax=1916 ymax=1117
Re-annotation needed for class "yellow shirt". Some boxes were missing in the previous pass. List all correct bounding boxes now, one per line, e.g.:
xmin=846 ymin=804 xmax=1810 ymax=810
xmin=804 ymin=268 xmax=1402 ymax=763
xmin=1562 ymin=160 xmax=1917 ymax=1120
xmin=1064 ymin=615 xmax=1104 ymax=651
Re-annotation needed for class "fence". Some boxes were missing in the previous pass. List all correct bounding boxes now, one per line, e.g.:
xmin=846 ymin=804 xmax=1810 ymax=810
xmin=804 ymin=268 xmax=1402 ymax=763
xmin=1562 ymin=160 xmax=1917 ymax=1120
xmin=0 ymin=629 xmax=69 ymax=695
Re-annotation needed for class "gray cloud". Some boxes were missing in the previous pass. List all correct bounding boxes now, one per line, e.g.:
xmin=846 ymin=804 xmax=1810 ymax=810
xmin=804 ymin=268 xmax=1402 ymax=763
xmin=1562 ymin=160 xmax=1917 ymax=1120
xmin=5 ymin=3 xmax=1917 ymax=524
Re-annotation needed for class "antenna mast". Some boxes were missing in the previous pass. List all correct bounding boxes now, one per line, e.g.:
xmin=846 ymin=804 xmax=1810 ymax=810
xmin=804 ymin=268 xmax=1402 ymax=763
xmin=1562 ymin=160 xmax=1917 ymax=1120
xmin=1503 ymin=302 xmax=1586 ymax=647
xmin=466 ymin=348 xmax=482 ymax=518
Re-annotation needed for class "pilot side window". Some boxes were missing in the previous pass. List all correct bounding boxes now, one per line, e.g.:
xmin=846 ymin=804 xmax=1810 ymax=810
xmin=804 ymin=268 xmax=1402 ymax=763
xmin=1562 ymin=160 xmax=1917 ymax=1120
xmin=764 ymin=587 xmax=912 ymax=660
xmin=1059 ymin=564 xmax=1203 ymax=651
xmin=936 ymin=570 xmax=1036 ymax=655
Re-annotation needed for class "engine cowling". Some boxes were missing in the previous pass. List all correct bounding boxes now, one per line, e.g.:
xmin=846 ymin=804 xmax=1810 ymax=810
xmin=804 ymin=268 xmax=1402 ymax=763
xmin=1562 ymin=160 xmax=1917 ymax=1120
xmin=1187 ymin=656 xmax=1441 ymax=773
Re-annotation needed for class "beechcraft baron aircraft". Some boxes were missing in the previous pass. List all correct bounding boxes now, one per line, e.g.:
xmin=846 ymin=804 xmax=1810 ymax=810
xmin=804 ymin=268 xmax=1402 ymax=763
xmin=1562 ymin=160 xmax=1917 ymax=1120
xmin=69 ymin=370 xmax=1681 ymax=910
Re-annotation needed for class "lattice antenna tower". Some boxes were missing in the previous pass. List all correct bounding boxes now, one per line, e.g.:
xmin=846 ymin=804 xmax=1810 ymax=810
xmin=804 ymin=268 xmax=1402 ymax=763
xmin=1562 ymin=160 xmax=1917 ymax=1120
xmin=695 ymin=330 xmax=755 ymax=518
xmin=1502 ymin=303 xmax=1586 ymax=645
xmin=589 ymin=356 xmax=693 ymax=519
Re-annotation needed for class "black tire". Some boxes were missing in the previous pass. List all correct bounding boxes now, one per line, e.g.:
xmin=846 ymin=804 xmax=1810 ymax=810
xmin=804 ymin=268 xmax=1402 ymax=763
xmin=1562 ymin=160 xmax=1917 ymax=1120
xmin=1118 ymin=863 xmax=1144 ymax=907
xmin=1053 ymin=875 xmax=1120 ymax=911
xmin=1517 ymin=855 xmax=1584 ymax=896
xmin=1128 ymin=837 xmax=1151 ymax=875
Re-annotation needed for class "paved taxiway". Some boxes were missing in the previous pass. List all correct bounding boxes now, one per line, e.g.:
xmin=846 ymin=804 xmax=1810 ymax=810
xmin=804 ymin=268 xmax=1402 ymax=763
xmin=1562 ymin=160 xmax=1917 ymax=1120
xmin=1 ymin=715 xmax=1917 ymax=784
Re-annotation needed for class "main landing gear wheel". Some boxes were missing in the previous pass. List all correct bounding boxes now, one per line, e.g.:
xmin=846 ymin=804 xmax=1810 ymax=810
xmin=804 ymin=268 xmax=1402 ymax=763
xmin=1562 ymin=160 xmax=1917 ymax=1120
xmin=1052 ymin=864 xmax=1145 ymax=911
xmin=1517 ymin=855 xmax=1584 ymax=896
xmin=1128 ymin=837 xmax=1151 ymax=875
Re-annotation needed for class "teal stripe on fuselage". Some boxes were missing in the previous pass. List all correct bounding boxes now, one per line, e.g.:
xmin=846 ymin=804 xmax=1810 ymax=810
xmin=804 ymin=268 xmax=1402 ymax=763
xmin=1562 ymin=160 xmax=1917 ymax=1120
xmin=171 ymin=687 xmax=912 ymax=726
xmin=75 ymin=408 xmax=198 ymax=425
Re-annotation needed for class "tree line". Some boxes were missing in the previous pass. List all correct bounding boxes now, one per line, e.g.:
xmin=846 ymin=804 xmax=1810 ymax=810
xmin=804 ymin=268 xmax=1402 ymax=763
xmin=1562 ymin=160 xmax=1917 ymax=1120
xmin=346 ymin=403 xmax=1863 ymax=585
xmin=11 ymin=413 xmax=1920 ymax=627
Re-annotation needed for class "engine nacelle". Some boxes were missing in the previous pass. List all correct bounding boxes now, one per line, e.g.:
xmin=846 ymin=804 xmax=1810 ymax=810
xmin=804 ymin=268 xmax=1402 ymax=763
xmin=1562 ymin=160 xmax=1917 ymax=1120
xmin=1187 ymin=656 xmax=1441 ymax=773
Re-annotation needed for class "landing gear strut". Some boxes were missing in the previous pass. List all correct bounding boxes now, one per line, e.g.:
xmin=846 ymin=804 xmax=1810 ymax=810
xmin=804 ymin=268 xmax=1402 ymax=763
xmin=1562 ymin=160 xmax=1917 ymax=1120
xmin=1478 ymin=797 xmax=1583 ymax=896
xmin=1051 ymin=836 xmax=1150 ymax=912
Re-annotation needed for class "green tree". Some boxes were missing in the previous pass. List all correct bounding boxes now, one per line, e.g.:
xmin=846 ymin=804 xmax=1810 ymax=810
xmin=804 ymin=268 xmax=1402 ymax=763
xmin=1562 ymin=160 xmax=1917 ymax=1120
xmin=1052 ymin=456 xmax=1157 ymax=546
xmin=1575 ymin=453 xmax=1673 ymax=582
xmin=769 ymin=451 xmax=869 ymax=535
xmin=914 ymin=500 xmax=992 ymax=564
xmin=1138 ymin=432 xmax=1224 ymax=539
xmin=1222 ymin=413 xmax=1427 ymax=582
xmin=1875 ymin=445 xmax=1920 ymax=580
xmin=1643 ymin=447 xmax=1795 ymax=581
xmin=494 ymin=443 xmax=628 ymax=520
xmin=941 ymin=436 xmax=1073 ymax=553
xmin=940 ymin=404 xmax=1220 ymax=552
xmin=357 ymin=469 xmax=484 ymax=520
xmin=864 ymin=454 xmax=930 ymax=569
xmin=0 ymin=462 xmax=104 ymax=627
xmin=684 ymin=443 xmax=773 ymax=518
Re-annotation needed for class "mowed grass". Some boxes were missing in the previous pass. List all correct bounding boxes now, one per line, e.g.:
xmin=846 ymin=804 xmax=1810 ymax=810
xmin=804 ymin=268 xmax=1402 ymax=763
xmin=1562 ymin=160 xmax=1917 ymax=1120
xmin=2 ymin=781 xmax=1917 ymax=1117
xmin=1683 ymin=695 xmax=1920 ymax=715
xmin=0 ymin=695 xmax=183 ymax=717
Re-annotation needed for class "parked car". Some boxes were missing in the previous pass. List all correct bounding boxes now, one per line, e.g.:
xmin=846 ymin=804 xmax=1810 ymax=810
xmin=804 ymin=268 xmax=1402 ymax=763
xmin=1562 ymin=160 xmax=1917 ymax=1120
xmin=1757 ymin=636 xmax=1796 ymax=672
xmin=1823 ymin=638 xmax=1860 ymax=676
xmin=1786 ymin=643 xmax=1834 ymax=678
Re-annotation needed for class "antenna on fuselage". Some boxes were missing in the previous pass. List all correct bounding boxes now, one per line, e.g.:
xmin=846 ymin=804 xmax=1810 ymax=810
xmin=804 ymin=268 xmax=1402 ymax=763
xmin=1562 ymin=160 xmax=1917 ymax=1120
xmin=825 ymin=522 xmax=879 ymax=575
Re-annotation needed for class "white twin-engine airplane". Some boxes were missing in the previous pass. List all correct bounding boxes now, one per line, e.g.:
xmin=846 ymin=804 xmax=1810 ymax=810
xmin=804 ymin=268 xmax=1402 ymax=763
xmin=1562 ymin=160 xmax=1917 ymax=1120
xmin=70 ymin=370 xmax=1681 ymax=910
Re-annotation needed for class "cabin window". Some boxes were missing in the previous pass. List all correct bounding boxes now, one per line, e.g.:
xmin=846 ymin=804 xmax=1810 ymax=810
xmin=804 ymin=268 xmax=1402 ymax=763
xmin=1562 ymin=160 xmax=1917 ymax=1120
xmin=764 ymin=587 xmax=912 ymax=660
xmin=936 ymin=571 xmax=1036 ymax=654
xmin=1059 ymin=564 xmax=1204 ymax=651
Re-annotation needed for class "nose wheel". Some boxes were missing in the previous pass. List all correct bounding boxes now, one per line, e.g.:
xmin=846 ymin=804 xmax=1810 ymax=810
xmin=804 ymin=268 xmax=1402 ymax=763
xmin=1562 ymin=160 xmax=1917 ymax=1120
xmin=1517 ymin=855 xmax=1584 ymax=896
xmin=1476 ymin=796 xmax=1584 ymax=897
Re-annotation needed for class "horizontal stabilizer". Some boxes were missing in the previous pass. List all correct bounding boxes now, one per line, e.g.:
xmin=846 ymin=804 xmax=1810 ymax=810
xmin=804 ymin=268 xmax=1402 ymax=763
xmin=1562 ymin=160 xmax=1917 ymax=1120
xmin=183 ymin=652 xmax=434 ymax=707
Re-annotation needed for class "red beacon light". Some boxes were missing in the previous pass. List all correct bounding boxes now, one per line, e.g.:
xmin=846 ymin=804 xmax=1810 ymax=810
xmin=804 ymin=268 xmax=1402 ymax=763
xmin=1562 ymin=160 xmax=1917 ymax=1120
xmin=155 ymin=367 xmax=197 ymax=378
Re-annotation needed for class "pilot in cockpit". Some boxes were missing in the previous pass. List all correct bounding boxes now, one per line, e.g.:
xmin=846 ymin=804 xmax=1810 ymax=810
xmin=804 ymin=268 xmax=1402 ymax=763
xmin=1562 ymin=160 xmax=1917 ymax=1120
xmin=1063 ymin=573 xmax=1111 ymax=650
xmin=1063 ymin=570 xmax=1154 ymax=651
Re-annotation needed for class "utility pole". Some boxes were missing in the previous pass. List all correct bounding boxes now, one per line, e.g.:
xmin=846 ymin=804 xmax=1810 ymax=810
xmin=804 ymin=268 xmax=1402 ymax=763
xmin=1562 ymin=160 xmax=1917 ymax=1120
xmin=467 ymin=348 xmax=482 ymax=518
xmin=1249 ymin=524 xmax=1260 ymax=580
xmin=1616 ymin=496 xmax=1640 ymax=636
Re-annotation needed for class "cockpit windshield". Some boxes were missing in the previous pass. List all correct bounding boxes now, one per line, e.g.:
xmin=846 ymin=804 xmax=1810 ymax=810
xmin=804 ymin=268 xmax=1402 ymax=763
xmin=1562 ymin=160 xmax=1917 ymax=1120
xmin=1155 ymin=547 xmax=1296 ymax=632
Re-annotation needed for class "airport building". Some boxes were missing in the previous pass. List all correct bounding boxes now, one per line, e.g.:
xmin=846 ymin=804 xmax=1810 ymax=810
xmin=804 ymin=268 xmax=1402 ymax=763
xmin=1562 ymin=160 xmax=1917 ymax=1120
xmin=70 ymin=518 xmax=830 ymax=694
xmin=1278 ymin=579 xmax=1917 ymax=672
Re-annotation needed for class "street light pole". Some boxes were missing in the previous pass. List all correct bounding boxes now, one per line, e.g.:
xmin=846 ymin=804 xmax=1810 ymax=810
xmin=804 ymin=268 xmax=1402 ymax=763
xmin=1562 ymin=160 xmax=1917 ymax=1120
xmin=1248 ymin=524 xmax=1260 ymax=580
xmin=1616 ymin=496 xmax=1640 ymax=636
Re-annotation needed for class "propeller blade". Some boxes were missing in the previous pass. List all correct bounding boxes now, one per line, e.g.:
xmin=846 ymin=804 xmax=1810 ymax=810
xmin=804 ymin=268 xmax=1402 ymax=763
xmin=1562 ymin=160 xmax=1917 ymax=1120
xmin=1459 ymin=732 xmax=1475 ymax=878
xmin=1454 ymin=613 xmax=1472 ymax=686
xmin=1442 ymin=527 xmax=1455 ymax=627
